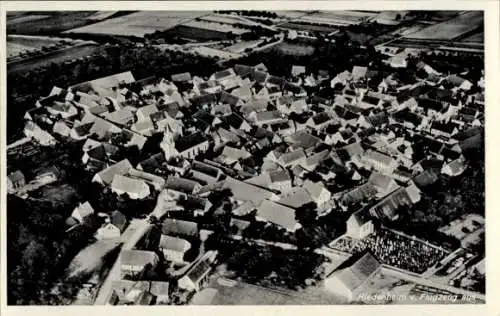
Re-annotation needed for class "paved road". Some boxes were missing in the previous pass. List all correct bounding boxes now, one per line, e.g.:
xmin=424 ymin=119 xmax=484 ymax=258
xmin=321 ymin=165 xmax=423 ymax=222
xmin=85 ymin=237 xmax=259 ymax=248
xmin=93 ymin=219 xmax=150 ymax=305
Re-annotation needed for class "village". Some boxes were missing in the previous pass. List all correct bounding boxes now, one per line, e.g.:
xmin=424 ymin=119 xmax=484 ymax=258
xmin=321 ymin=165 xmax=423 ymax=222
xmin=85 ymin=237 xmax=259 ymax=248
xmin=6 ymin=31 xmax=485 ymax=304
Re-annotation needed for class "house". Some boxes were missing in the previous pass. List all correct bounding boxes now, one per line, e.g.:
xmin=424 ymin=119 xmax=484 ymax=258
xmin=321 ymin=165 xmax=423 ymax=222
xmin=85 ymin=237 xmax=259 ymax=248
xmin=7 ymin=170 xmax=25 ymax=194
xmin=346 ymin=210 xmax=374 ymax=240
xmin=120 ymin=250 xmax=159 ymax=278
xmin=161 ymin=131 xmax=209 ymax=160
xmin=361 ymin=149 xmax=398 ymax=173
xmin=222 ymin=177 xmax=274 ymax=206
xmin=171 ymin=72 xmax=192 ymax=83
xmin=190 ymin=160 xmax=223 ymax=184
xmin=303 ymin=180 xmax=331 ymax=206
xmin=369 ymin=184 xmax=421 ymax=220
xmin=268 ymin=169 xmax=292 ymax=192
xmin=306 ymin=112 xmax=334 ymax=131
xmin=430 ymin=122 xmax=459 ymax=139
xmin=351 ymin=66 xmax=368 ymax=81
xmin=111 ymin=174 xmax=151 ymax=199
xmin=248 ymin=111 xmax=286 ymax=127
xmin=330 ymin=70 xmax=352 ymax=87
xmin=256 ymin=199 xmax=301 ymax=231
xmin=277 ymin=148 xmax=307 ymax=168
xmin=216 ymin=146 xmax=252 ymax=165
xmin=178 ymin=251 xmax=217 ymax=292
xmin=367 ymin=172 xmax=400 ymax=198
xmin=92 ymin=159 xmax=133 ymax=185
xmin=278 ymin=187 xmax=314 ymax=209
xmin=162 ymin=218 xmax=199 ymax=237
xmin=52 ymin=120 xmax=72 ymax=137
xmin=82 ymin=142 xmax=120 ymax=165
xmin=24 ymin=121 xmax=57 ymax=146
xmin=71 ymin=201 xmax=95 ymax=223
xmin=391 ymin=108 xmax=424 ymax=129
xmin=291 ymin=65 xmax=306 ymax=77
xmin=445 ymin=74 xmax=473 ymax=91
xmin=96 ymin=211 xmax=127 ymax=240
xmin=324 ymin=252 xmax=381 ymax=302
xmin=441 ymin=158 xmax=466 ymax=177
xmin=165 ymin=177 xmax=201 ymax=200
xmin=159 ymin=235 xmax=191 ymax=263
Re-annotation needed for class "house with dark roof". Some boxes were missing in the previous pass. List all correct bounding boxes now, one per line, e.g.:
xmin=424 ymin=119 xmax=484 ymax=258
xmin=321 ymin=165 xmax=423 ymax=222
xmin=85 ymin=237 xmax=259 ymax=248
xmin=324 ymin=251 xmax=381 ymax=302
xmin=369 ymin=183 xmax=421 ymax=220
xmin=162 ymin=218 xmax=199 ymax=237
xmin=430 ymin=122 xmax=459 ymax=139
xmin=391 ymin=108 xmax=424 ymax=129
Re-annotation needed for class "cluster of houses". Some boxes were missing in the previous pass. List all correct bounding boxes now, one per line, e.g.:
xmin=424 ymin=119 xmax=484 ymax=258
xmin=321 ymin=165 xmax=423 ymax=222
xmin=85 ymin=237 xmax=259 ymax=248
xmin=17 ymin=56 xmax=484 ymax=304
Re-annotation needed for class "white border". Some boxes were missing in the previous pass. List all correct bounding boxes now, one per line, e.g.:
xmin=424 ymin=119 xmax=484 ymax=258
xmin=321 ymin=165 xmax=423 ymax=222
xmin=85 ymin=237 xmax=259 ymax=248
xmin=1 ymin=1 xmax=499 ymax=316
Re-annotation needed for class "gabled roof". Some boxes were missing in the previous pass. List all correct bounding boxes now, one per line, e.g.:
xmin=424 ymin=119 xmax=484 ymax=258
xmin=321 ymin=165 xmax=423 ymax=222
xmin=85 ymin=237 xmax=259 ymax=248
xmin=95 ymin=159 xmax=133 ymax=185
xmin=328 ymin=251 xmax=381 ymax=292
xmin=367 ymin=172 xmax=396 ymax=192
xmin=257 ymin=199 xmax=299 ymax=231
xmin=121 ymin=249 xmax=159 ymax=267
xmin=159 ymin=235 xmax=191 ymax=252
xmin=162 ymin=218 xmax=198 ymax=236
xmin=364 ymin=149 xmax=396 ymax=167
xmin=165 ymin=177 xmax=200 ymax=194
xmin=111 ymin=210 xmax=127 ymax=232
xmin=175 ymin=132 xmax=208 ymax=153
xmin=171 ymin=72 xmax=192 ymax=82
xmin=222 ymin=177 xmax=273 ymax=205
xmin=431 ymin=121 xmax=458 ymax=135
xmin=74 ymin=201 xmax=94 ymax=219
xmin=278 ymin=187 xmax=314 ymax=209
xmin=111 ymin=174 xmax=149 ymax=196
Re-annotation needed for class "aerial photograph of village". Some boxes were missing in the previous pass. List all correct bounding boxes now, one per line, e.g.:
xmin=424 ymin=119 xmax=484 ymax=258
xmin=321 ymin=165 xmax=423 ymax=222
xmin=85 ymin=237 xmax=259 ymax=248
xmin=5 ymin=9 xmax=485 ymax=305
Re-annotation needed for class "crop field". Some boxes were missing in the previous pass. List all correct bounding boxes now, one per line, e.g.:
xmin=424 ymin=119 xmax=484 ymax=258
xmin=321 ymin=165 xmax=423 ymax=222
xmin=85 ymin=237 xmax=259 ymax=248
xmin=64 ymin=11 xmax=207 ymax=38
xmin=7 ymin=35 xmax=65 ymax=58
xmin=183 ymin=20 xmax=248 ymax=35
xmin=404 ymin=11 xmax=483 ymax=40
xmin=273 ymin=42 xmax=315 ymax=56
xmin=279 ymin=22 xmax=337 ymax=33
xmin=7 ymin=11 xmax=97 ymax=35
xmin=460 ymin=31 xmax=484 ymax=43
xmin=7 ymin=44 xmax=103 ymax=74
xmin=7 ymin=14 xmax=51 ymax=25
xmin=166 ymin=25 xmax=234 ymax=41
xmin=295 ymin=11 xmax=379 ymax=26
xmin=275 ymin=11 xmax=311 ymax=19
xmin=200 ymin=14 xmax=264 ymax=27
xmin=226 ymin=40 xmax=262 ymax=53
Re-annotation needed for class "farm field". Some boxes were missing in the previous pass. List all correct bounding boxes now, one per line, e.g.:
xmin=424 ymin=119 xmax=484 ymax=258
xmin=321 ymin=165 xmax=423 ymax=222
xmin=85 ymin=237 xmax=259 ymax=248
xmin=273 ymin=42 xmax=315 ymax=56
xmin=183 ymin=20 xmax=248 ymax=35
xmin=7 ymin=14 xmax=50 ymax=25
xmin=295 ymin=10 xmax=379 ymax=26
xmin=404 ymin=11 xmax=483 ymax=40
xmin=200 ymin=14 xmax=266 ymax=27
xmin=370 ymin=11 xmax=409 ymax=25
xmin=279 ymin=22 xmax=337 ymax=33
xmin=166 ymin=25 xmax=236 ymax=41
xmin=188 ymin=46 xmax=242 ymax=60
xmin=275 ymin=11 xmax=311 ymax=19
xmin=226 ymin=40 xmax=263 ymax=53
xmin=7 ymin=11 xmax=97 ymax=35
xmin=460 ymin=32 xmax=484 ymax=43
xmin=7 ymin=44 xmax=103 ymax=74
xmin=64 ymin=11 xmax=207 ymax=38
xmin=7 ymin=35 xmax=67 ymax=58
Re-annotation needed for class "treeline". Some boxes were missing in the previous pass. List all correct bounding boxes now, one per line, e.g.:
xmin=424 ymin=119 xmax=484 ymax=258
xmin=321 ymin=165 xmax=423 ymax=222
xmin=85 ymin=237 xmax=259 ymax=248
xmin=7 ymin=44 xmax=222 ymax=142
xmin=7 ymin=195 xmax=95 ymax=304
xmin=388 ymin=147 xmax=485 ymax=250
xmin=216 ymin=10 xmax=279 ymax=19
